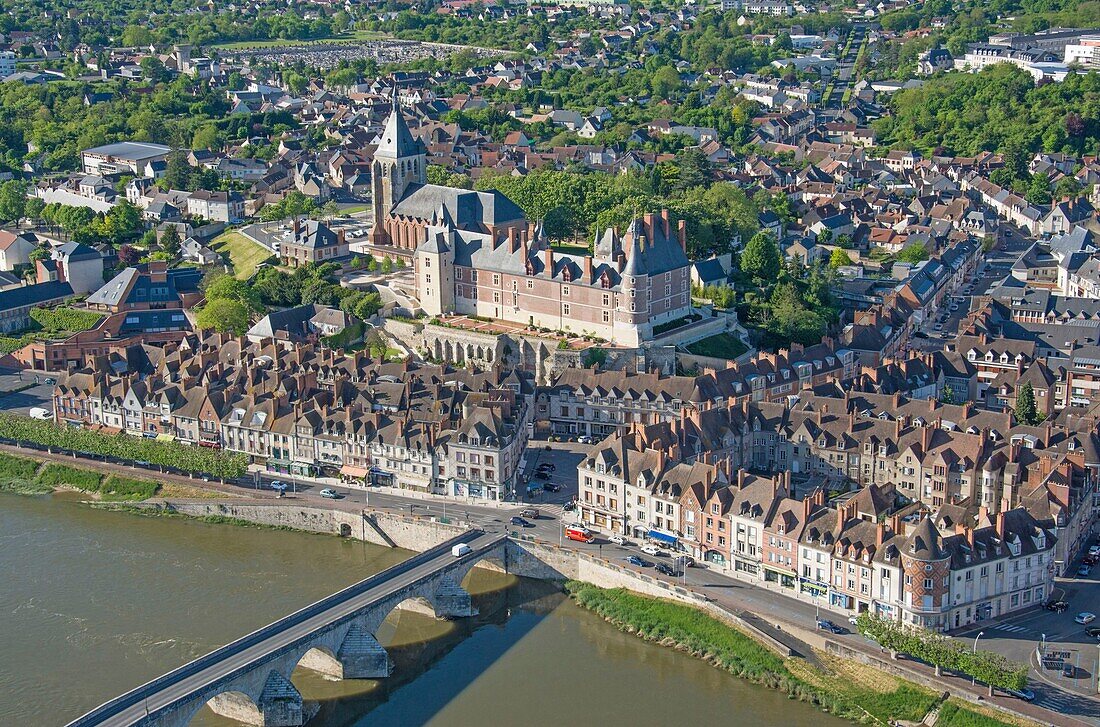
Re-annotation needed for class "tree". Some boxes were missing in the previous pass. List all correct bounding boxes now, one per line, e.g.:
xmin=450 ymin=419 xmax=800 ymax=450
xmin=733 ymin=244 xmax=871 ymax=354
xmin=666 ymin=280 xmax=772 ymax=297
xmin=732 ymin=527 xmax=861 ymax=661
xmin=1015 ymin=382 xmax=1039 ymax=425
xmin=897 ymin=243 xmax=929 ymax=264
xmin=0 ymin=180 xmax=27 ymax=223
xmin=940 ymin=384 xmax=955 ymax=405
xmin=160 ymin=225 xmax=182 ymax=257
xmin=364 ymin=328 xmax=387 ymax=359
xmin=195 ymin=299 xmax=250 ymax=334
xmin=651 ymin=66 xmax=681 ymax=101
xmin=204 ymin=273 xmax=263 ymax=314
xmin=582 ymin=347 xmax=608 ymax=368
xmin=24 ymin=197 xmax=45 ymax=223
xmin=829 ymin=248 xmax=851 ymax=270
xmin=741 ymin=231 xmax=781 ymax=283
xmin=381 ymin=257 xmax=394 ymax=274
xmin=121 ymin=24 xmax=154 ymax=47
xmin=118 ymin=244 xmax=142 ymax=267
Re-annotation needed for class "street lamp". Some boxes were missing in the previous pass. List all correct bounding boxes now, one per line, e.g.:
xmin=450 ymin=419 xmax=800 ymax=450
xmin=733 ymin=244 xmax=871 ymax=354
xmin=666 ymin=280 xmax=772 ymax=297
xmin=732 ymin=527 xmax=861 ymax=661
xmin=972 ymin=631 xmax=985 ymax=685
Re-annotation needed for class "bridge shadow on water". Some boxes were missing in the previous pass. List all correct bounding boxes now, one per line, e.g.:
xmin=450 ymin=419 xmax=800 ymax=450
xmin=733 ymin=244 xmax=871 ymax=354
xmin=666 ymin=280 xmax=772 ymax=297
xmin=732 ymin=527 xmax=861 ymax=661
xmin=291 ymin=572 xmax=563 ymax=727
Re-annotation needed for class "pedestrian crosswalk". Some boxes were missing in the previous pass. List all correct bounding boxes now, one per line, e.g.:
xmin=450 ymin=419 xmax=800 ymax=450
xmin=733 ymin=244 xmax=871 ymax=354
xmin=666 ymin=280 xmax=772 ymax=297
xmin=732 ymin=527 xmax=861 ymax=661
xmin=990 ymin=623 xmax=1029 ymax=633
xmin=1035 ymin=691 xmax=1076 ymax=713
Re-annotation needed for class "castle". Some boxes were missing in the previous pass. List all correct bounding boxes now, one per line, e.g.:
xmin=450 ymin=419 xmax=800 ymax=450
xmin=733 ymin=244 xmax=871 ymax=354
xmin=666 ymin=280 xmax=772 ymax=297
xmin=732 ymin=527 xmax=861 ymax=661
xmin=368 ymin=98 xmax=693 ymax=347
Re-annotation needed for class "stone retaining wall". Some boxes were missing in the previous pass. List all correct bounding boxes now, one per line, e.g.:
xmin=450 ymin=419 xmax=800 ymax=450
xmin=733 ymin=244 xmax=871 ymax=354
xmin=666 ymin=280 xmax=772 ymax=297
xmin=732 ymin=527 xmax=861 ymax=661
xmin=141 ymin=500 xmax=464 ymax=551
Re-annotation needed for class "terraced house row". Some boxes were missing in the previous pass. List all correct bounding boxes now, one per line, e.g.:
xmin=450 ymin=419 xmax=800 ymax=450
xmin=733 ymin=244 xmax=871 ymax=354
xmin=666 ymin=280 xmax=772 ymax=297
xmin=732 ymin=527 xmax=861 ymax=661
xmin=580 ymin=422 xmax=1068 ymax=631
xmin=576 ymin=390 xmax=1098 ymax=582
xmin=51 ymin=333 xmax=534 ymax=502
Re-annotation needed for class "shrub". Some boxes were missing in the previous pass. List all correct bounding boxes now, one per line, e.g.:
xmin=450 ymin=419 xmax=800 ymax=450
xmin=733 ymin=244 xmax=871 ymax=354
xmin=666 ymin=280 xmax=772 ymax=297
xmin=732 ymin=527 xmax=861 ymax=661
xmin=35 ymin=463 xmax=103 ymax=491
xmin=936 ymin=701 xmax=1013 ymax=727
xmin=0 ymin=452 xmax=41 ymax=489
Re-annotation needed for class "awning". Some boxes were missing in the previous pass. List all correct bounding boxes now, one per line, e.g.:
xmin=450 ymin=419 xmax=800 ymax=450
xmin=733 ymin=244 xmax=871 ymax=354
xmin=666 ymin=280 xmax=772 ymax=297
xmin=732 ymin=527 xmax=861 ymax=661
xmin=647 ymin=529 xmax=677 ymax=546
xmin=340 ymin=465 xmax=369 ymax=478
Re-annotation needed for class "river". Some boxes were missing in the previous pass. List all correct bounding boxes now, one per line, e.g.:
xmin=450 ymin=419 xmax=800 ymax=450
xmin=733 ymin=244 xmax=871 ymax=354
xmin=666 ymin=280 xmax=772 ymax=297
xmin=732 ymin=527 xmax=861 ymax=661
xmin=1 ymin=491 xmax=842 ymax=727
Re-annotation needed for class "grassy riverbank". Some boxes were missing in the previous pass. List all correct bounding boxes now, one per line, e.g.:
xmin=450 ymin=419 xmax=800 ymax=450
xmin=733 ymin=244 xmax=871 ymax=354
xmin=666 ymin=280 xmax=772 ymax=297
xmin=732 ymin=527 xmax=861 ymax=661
xmin=565 ymin=582 xmax=1026 ymax=727
xmin=0 ymin=453 xmax=163 ymax=501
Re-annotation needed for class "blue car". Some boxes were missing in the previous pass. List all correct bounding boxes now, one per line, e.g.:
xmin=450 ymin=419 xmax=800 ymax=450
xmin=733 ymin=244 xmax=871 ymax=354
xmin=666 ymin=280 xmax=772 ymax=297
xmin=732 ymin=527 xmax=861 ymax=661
xmin=510 ymin=516 xmax=533 ymax=528
xmin=626 ymin=555 xmax=653 ymax=568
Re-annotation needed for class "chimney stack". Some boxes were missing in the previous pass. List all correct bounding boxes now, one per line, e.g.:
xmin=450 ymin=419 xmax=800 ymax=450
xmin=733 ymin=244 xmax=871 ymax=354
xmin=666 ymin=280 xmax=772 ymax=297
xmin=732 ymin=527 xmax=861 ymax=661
xmin=678 ymin=218 xmax=687 ymax=254
xmin=995 ymin=511 xmax=1005 ymax=538
xmin=876 ymin=521 xmax=886 ymax=547
xmin=584 ymin=255 xmax=593 ymax=283
xmin=737 ymin=468 xmax=745 ymax=488
xmin=545 ymin=247 xmax=554 ymax=275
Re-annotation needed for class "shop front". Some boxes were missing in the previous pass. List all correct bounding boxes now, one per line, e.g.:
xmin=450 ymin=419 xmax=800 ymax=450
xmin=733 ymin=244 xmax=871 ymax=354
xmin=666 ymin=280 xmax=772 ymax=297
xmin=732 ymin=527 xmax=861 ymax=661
xmin=733 ymin=557 xmax=759 ymax=577
xmin=799 ymin=578 xmax=829 ymax=600
xmin=646 ymin=529 xmax=679 ymax=549
xmin=763 ymin=565 xmax=796 ymax=589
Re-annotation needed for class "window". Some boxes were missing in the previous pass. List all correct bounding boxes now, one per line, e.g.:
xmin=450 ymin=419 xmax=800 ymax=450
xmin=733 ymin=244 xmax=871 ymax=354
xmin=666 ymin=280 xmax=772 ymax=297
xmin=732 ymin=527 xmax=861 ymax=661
xmin=563 ymin=286 xmax=570 ymax=297
xmin=527 ymin=279 xmax=534 ymax=289
xmin=493 ymin=274 xmax=500 ymax=285
xmin=923 ymin=578 xmax=933 ymax=589
xmin=563 ymin=303 xmax=571 ymax=315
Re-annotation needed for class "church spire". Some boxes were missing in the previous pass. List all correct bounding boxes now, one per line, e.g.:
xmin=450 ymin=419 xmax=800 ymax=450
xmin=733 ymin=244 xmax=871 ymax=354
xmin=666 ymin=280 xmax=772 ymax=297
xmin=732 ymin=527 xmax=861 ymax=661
xmin=376 ymin=84 xmax=421 ymax=160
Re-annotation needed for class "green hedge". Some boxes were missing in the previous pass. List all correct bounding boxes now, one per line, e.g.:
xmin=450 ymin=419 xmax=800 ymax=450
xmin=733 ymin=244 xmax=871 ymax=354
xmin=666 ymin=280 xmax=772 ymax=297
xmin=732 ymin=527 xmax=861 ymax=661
xmin=0 ymin=413 xmax=248 ymax=480
xmin=30 ymin=306 xmax=104 ymax=333
xmin=35 ymin=462 xmax=103 ymax=491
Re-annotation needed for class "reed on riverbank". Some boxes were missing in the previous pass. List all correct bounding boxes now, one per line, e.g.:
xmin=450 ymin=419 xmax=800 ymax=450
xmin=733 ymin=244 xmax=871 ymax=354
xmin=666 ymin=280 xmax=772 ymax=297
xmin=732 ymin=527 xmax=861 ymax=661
xmin=565 ymin=582 xmax=1022 ymax=727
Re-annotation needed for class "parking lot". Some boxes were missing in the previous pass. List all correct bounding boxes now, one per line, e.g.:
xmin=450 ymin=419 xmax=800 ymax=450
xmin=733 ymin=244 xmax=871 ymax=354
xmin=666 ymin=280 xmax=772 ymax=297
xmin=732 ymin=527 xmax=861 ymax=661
xmin=0 ymin=374 xmax=55 ymax=414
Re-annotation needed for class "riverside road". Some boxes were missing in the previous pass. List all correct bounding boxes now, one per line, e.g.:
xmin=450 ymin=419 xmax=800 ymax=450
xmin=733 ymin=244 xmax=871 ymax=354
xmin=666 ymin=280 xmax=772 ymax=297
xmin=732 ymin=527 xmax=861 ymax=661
xmin=6 ymin=440 xmax=1096 ymax=727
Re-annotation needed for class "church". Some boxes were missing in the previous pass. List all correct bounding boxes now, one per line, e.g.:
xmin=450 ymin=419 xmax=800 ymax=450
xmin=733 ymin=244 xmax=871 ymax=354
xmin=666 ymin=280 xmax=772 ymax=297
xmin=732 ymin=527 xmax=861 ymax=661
xmin=369 ymin=97 xmax=694 ymax=347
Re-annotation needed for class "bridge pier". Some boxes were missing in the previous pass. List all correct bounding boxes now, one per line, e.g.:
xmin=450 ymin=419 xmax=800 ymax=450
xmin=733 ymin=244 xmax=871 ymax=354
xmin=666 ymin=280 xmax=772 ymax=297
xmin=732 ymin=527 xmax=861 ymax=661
xmin=208 ymin=672 xmax=302 ymax=727
xmin=338 ymin=624 xmax=394 ymax=678
xmin=434 ymin=575 xmax=478 ymax=619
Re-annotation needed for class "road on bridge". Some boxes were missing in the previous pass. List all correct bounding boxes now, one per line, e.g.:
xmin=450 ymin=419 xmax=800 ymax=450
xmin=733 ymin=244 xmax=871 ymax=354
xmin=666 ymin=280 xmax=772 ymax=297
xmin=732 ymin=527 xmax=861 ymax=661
xmin=67 ymin=530 xmax=504 ymax=727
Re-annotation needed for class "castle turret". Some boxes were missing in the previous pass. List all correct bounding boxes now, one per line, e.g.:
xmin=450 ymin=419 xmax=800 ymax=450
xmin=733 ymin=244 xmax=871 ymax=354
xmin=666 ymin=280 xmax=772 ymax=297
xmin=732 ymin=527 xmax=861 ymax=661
xmin=416 ymin=205 xmax=456 ymax=316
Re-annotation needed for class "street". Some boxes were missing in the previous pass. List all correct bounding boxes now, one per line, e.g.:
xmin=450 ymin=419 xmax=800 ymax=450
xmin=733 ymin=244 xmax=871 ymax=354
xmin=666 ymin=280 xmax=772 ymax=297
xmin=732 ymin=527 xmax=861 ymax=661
xmin=5 ymin=436 xmax=1096 ymax=725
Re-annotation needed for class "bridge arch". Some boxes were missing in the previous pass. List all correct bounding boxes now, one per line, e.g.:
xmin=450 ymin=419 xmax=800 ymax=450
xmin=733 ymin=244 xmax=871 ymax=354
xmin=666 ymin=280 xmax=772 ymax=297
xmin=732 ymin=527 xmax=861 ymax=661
xmin=184 ymin=690 xmax=262 ymax=727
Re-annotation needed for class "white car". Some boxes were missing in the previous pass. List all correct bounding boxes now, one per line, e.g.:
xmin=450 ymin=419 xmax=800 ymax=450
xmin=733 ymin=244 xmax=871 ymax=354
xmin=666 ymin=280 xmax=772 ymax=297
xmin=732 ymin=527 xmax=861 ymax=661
xmin=268 ymin=480 xmax=288 ymax=492
xmin=1075 ymin=612 xmax=1096 ymax=624
xmin=639 ymin=544 xmax=664 ymax=556
xmin=1089 ymin=545 xmax=1100 ymax=557
xmin=609 ymin=535 xmax=628 ymax=546
xmin=848 ymin=615 xmax=859 ymax=626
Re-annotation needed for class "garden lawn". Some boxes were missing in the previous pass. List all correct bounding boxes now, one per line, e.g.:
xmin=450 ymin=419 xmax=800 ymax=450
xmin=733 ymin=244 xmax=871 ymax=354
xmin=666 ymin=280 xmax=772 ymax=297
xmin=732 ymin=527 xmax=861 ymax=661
xmin=211 ymin=232 xmax=273 ymax=280
xmin=685 ymin=332 xmax=749 ymax=360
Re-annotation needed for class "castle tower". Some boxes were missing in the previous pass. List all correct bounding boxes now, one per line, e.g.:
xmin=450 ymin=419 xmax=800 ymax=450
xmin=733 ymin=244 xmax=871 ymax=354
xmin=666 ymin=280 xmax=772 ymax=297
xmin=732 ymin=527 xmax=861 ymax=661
xmin=416 ymin=206 xmax=456 ymax=316
xmin=369 ymin=88 xmax=426 ymax=246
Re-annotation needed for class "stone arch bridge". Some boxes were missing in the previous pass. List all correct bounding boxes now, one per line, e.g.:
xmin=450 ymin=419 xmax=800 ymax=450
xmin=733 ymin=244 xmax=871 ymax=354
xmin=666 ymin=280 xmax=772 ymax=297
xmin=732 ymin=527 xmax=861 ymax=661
xmin=66 ymin=532 xmax=511 ymax=727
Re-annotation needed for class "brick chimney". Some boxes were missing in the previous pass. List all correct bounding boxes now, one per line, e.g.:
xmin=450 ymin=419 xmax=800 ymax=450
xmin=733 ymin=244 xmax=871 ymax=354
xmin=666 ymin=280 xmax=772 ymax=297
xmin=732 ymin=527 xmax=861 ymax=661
xmin=545 ymin=247 xmax=553 ymax=275
xmin=584 ymin=255 xmax=593 ymax=283
xmin=995 ymin=510 xmax=1005 ymax=538
xmin=337 ymin=228 xmax=346 ymax=246
xmin=876 ymin=521 xmax=886 ymax=547
xmin=678 ymin=218 xmax=687 ymax=254
xmin=737 ymin=468 xmax=746 ymax=488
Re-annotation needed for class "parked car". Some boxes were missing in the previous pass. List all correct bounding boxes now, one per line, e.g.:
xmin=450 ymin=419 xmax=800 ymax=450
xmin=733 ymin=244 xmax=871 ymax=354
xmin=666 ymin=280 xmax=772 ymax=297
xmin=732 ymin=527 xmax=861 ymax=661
xmin=1077 ymin=565 xmax=1092 ymax=578
xmin=543 ymin=483 xmax=562 ymax=493
xmin=1063 ymin=663 xmax=1076 ymax=678
xmin=319 ymin=488 xmax=341 ymax=499
xmin=578 ymin=436 xmax=592 ymax=444
xmin=609 ymin=535 xmax=628 ymax=546
xmin=848 ymin=615 xmax=860 ymax=626
xmin=510 ymin=516 xmax=533 ymax=528
xmin=626 ymin=555 xmax=652 ymax=568
xmin=1089 ymin=545 xmax=1100 ymax=557
xmin=520 ymin=507 xmax=540 ymax=520
xmin=563 ymin=501 xmax=576 ymax=512
xmin=1074 ymin=612 xmax=1096 ymax=624
xmin=534 ymin=471 xmax=550 ymax=480
xmin=1084 ymin=626 xmax=1100 ymax=639
xmin=268 ymin=481 xmax=288 ymax=492
xmin=1006 ymin=687 xmax=1035 ymax=702
xmin=654 ymin=563 xmax=680 ymax=577
xmin=816 ymin=619 xmax=844 ymax=634
xmin=639 ymin=544 xmax=665 ymax=556
xmin=675 ymin=555 xmax=695 ymax=568
xmin=1045 ymin=600 xmax=1069 ymax=612
xmin=1083 ymin=555 xmax=1099 ymax=566
xmin=537 ymin=463 xmax=556 ymax=472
